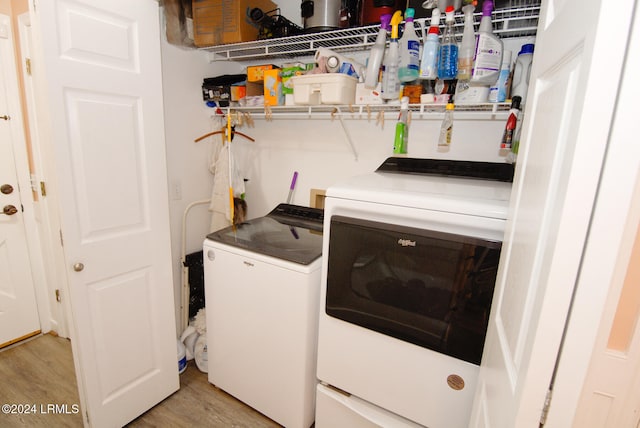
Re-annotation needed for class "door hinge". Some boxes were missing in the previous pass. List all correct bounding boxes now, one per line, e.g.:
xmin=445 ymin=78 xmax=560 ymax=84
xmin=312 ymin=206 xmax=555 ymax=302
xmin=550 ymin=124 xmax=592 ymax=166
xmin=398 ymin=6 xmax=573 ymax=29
xmin=55 ymin=289 xmax=61 ymax=302
xmin=539 ymin=388 xmax=553 ymax=426
xmin=40 ymin=181 xmax=46 ymax=197
xmin=25 ymin=58 xmax=31 ymax=76
xmin=59 ymin=229 xmax=64 ymax=247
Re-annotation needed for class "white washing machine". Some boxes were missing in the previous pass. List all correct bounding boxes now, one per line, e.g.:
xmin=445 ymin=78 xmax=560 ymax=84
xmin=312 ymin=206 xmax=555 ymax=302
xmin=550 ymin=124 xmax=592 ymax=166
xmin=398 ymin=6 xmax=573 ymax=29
xmin=203 ymin=204 xmax=324 ymax=428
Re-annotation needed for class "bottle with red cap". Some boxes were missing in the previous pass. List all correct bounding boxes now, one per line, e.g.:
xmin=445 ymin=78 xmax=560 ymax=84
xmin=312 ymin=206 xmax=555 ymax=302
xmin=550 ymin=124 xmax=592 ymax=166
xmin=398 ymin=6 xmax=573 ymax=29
xmin=419 ymin=8 xmax=440 ymax=80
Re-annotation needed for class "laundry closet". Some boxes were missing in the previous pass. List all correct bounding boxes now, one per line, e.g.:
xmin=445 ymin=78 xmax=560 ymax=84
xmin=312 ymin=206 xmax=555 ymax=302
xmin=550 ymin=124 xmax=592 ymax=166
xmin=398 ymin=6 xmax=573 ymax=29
xmin=13 ymin=0 xmax=639 ymax=427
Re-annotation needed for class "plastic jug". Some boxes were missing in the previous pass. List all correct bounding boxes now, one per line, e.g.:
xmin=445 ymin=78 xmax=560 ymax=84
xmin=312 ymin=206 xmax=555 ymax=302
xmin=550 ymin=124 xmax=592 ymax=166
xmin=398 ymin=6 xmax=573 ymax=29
xmin=511 ymin=43 xmax=534 ymax=105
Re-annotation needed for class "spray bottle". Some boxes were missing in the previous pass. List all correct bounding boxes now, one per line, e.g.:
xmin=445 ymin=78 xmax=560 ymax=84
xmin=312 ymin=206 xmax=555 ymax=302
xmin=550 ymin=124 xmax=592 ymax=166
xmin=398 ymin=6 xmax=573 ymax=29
xmin=437 ymin=6 xmax=458 ymax=81
xmin=457 ymin=4 xmax=476 ymax=80
xmin=394 ymin=96 xmax=410 ymax=154
xmin=438 ymin=102 xmax=455 ymax=147
xmin=364 ymin=14 xmax=392 ymax=89
xmin=470 ymin=0 xmax=503 ymax=84
xmin=419 ymin=8 xmax=440 ymax=80
xmin=398 ymin=8 xmax=420 ymax=82
xmin=381 ymin=11 xmax=403 ymax=101
xmin=500 ymin=96 xmax=521 ymax=149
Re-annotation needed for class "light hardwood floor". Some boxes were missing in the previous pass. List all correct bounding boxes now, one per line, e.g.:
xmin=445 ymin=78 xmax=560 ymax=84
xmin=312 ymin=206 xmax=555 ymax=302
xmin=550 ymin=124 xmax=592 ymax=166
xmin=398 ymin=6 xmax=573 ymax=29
xmin=0 ymin=334 xmax=281 ymax=427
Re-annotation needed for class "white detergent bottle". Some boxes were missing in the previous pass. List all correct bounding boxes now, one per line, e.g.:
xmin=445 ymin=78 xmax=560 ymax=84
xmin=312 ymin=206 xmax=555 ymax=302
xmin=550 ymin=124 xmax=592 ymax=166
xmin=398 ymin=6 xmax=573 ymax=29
xmin=364 ymin=13 xmax=392 ymax=89
xmin=398 ymin=8 xmax=420 ymax=82
xmin=511 ymin=43 xmax=534 ymax=105
xmin=419 ymin=8 xmax=440 ymax=80
xmin=470 ymin=0 xmax=503 ymax=85
xmin=457 ymin=4 xmax=476 ymax=80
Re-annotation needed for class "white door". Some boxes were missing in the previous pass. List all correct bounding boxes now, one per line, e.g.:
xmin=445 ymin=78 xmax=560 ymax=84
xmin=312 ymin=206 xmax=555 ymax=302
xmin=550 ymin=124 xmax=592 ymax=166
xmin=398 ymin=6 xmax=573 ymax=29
xmin=0 ymin=13 xmax=41 ymax=348
xmin=470 ymin=0 xmax=637 ymax=426
xmin=30 ymin=1 xmax=178 ymax=426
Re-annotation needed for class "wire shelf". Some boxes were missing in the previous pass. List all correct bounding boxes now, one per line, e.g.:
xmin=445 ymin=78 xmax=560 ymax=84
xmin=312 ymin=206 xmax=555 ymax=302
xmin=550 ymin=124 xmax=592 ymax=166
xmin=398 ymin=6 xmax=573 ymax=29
xmin=227 ymin=102 xmax=511 ymax=118
xmin=200 ymin=3 xmax=540 ymax=62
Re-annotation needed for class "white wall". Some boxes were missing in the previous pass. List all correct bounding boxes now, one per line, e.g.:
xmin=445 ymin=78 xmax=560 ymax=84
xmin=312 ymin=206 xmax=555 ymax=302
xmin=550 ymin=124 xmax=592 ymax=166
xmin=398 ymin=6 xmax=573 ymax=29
xmin=160 ymin=30 xmax=244 ymax=331
xmin=159 ymin=3 xmax=525 ymax=332
xmin=233 ymin=115 xmax=508 ymax=217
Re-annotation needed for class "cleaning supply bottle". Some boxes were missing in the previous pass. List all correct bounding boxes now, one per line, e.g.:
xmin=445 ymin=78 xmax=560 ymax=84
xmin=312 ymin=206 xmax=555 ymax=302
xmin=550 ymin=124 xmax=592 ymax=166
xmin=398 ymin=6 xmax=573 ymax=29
xmin=364 ymin=13 xmax=392 ymax=89
xmin=381 ymin=11 xmax=403 ymax=101
xmin=507 ymin=118 xmax=523 ymax=164
xmin=398 ymin=8 xmax=420 ymax=82
xmin=437 ymin=6 xmax=458 ymax=81
xmin=500 ymin=96 xmax=521 ymax=149
xmin=394 ymin=96 xmax=410 ymax=153
xmin=419 ymin=8 xmax=440 ymax=80
xmin=489 ymin=50 xmax=512 ymax=102
xmin=457 ymin=4 xmax=476 ymax=80
xmin=438 ymin=102 xmax=455 ymax=147
xmin=511 ymin=43 xmax=534 ymax=105
xmin=470 ymin=0 xmax=503 ymax=85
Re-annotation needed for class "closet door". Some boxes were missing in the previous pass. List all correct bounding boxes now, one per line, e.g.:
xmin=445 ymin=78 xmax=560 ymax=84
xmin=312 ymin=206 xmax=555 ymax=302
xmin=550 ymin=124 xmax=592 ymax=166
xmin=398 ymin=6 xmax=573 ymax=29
xmin=31 ymin=1 xmax=178 ymax=426
xmin=471 ymin=0 xmax=636 ymax=426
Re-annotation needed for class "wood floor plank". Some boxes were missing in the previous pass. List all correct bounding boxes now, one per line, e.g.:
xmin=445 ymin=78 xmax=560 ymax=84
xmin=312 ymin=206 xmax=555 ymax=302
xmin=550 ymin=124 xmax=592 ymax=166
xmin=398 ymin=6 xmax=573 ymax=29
xmin=0 ymin=334 xmax=83 ymax=427
xmin=0 ymin=334 xmax=282 ymax=427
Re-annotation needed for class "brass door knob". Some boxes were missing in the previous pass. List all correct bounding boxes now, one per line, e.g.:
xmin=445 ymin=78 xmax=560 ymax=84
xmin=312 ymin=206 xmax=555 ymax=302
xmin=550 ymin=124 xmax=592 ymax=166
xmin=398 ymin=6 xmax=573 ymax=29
xmin=73 ymin=263 xmax=85 ymax=272
xmin=2 ymin=205 xmax=18 ymax=215
xmin=0 ymin=115 xmax=10 ymax=121
xmin=0 ymin=184 xmax=13 ymax=194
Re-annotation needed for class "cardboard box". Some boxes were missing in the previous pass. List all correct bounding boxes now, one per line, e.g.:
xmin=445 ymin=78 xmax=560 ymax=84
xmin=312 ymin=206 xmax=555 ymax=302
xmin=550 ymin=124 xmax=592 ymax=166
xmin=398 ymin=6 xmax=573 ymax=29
xmin=245 ymin=82 xmax=264 ymax=97
xmin=193 ymin=0 xmax=278 ymax=47
xmin=230 ymin=84 xmax=246 ymax=102
xmin=280 ymin=66 xmax=305 ymax=95
xmin=247 ymin=64 xmax=278 ymax=82
xmin=263 ymin=69 xmax=284 ymax=106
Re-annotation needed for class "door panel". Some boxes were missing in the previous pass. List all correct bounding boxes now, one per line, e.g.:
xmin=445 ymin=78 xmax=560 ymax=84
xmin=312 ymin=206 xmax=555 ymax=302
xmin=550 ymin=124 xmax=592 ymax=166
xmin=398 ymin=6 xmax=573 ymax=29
xmin=0 ymin=13 xmax=40 ymax=348
xmin=65 ymin=90 xmax=146 ymax=238
xmin=32 ymin=1 xmax=178 ymax=426
xmin=493 ymin=52 xmax=582 ymax=386
xmin=471 ymin=0 xmax=635 ymax=426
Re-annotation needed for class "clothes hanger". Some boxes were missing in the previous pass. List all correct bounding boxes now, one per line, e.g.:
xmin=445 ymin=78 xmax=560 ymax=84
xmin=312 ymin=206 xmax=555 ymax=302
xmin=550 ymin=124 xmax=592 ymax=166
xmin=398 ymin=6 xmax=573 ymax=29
xmin=194 ymin=127 xmax=255 ymax=143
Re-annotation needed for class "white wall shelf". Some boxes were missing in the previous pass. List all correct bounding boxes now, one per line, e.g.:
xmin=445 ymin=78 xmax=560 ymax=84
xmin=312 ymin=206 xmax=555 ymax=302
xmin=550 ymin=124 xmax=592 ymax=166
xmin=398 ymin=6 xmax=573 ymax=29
xmin=224 ymin=103 xmax=513 ymax=160
xmin=199 ymin=4 xmax=540 ymax=62
xmin=228 ymin=102 xmax=511 ymax=120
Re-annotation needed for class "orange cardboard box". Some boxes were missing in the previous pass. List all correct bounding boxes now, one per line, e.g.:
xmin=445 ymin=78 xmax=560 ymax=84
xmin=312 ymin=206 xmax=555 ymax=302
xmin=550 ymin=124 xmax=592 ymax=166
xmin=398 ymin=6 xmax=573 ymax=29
xmin=247 ymin=64 xmax=278 ymax=82
xmin=193 ymin=0 xmax=278 ymax=47
xmin=263 ymin=69 xmax=284 ymax=106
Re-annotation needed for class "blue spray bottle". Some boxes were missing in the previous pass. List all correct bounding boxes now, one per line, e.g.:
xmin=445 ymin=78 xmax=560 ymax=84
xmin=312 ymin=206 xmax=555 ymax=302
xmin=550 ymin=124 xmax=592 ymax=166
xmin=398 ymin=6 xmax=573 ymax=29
xmin=437 ymin=6 xmax=458 ymax=81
